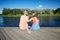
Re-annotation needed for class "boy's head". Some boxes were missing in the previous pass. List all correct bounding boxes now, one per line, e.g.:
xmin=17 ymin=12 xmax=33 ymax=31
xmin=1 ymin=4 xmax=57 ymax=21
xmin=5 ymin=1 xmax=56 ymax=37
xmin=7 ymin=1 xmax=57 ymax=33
xmin=24 ymin=10 xmax=28 ymax=15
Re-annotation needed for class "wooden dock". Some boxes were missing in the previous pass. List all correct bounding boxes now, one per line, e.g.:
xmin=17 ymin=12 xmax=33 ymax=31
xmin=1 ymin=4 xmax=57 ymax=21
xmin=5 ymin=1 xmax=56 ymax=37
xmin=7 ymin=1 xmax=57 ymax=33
xmin=0 ymin=27 xmax=60 ymax=40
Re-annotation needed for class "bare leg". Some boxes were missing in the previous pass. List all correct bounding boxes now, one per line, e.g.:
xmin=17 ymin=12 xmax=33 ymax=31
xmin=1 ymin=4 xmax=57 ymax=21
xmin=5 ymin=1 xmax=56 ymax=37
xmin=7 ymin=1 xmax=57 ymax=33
xmin=26 ymin=27 xmax=31 ymax=34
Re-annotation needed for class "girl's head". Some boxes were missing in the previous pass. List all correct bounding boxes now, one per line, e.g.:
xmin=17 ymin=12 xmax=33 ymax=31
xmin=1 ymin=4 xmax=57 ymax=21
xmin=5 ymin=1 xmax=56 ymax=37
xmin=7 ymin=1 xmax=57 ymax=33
xmin=32 ymin=12 xmax=38 ymax=17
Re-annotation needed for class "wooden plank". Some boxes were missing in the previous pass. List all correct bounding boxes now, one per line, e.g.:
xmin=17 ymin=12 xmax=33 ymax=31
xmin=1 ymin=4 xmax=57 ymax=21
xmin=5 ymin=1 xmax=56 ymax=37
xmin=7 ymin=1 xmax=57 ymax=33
xmin=0 ymin=27 xmax=60 ymax=40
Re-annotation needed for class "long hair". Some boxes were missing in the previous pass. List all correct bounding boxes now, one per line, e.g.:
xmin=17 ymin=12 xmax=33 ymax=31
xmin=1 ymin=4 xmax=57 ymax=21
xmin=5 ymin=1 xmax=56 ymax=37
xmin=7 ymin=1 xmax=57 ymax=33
xmin=33 ymin=12 xmax=39 ymax=19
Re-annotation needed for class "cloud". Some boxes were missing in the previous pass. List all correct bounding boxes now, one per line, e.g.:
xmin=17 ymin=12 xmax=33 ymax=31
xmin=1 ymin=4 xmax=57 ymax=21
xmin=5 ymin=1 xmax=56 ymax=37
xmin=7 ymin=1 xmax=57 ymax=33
xmin=38 ymin=5 xmax=42 ymax=8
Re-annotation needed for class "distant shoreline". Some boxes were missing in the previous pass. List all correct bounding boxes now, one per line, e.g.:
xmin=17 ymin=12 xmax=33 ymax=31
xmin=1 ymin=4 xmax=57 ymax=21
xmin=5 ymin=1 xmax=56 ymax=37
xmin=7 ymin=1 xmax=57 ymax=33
xmin=0 ymin=14 xmax=60 ymax=17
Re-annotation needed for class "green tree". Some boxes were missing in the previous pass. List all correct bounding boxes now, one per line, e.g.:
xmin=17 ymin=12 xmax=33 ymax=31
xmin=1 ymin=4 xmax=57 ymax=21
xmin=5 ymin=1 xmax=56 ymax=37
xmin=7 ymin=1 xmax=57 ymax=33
xmin=2 ymin=8 xmax=8 ymax=15
xmin=54 ymin=8 xmax=60 ymax=14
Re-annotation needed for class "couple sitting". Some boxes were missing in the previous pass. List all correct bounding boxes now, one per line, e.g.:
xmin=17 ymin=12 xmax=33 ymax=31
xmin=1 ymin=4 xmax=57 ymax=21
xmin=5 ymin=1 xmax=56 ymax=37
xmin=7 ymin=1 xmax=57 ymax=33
xmin=19 ymin=10 xmax=40 ymax=33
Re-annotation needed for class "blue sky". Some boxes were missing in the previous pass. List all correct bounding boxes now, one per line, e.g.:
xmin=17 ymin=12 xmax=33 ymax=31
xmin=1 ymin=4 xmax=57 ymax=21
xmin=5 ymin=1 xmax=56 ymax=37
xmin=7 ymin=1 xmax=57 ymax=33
xmin=0 ymin=0 xmax=60 ymax=14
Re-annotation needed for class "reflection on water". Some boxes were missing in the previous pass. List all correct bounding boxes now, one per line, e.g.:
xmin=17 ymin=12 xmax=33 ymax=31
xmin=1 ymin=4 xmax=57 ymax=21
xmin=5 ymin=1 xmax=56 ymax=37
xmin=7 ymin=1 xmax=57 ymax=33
xmin=54 ymin=16 xmax=60 ymax=22
xmin=40 ymin=16 xmax=60 ymax=27
xmin=3 ymin=17 xmax=20 ymax=27
xmin=40 ymin=16 xmax=51 ymax=22
xmin=0 ymin=17 xmax=4 ymax=27
xmin=40 ymin=16 xmax=52 ymax=26
xmin=0 ymin=16 xmax=60 ymax=27
xmin=53 ymin=16 xmax=60 ymax=26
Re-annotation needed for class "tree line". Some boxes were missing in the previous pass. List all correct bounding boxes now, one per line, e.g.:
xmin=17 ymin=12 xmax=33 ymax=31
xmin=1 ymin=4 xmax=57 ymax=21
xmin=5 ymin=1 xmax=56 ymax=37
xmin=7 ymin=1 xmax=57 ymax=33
xmin=1 ymin=8 xmax=60 ymax=15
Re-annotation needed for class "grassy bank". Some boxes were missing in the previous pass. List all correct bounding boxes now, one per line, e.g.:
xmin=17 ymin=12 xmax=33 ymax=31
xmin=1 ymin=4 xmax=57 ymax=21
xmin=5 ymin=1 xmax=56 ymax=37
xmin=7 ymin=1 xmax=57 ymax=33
xmin=0 ymin=14 xmax=60 ymax=17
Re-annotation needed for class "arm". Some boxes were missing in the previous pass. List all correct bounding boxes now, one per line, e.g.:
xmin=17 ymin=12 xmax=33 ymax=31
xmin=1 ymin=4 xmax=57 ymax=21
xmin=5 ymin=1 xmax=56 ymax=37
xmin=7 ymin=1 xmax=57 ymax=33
xmin=28 ymin=18 xmax=33 ymax=22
